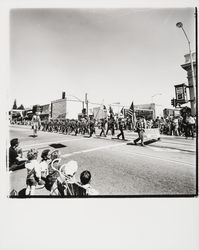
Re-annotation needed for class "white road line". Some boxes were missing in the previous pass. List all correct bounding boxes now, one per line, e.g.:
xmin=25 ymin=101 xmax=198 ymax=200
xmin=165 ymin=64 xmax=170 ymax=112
xmin=22 ymin=137 xmax=89 ymax=149
xmin=62 ymin=142 xmax=195 ymax=167
xmin=62 ymin=141 xmax=129 ymax=157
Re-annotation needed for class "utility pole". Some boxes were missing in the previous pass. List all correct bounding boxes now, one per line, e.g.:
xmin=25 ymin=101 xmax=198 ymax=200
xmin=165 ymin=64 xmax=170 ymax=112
xmin=85 ymin=93 xmax=88 ymax=116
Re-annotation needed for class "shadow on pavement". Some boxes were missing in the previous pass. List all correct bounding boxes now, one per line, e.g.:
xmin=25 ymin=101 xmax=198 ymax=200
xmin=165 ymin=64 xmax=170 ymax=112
xmin=49 ymin=143 xmax=67 ymax=149
xmin=127 ymin=139 xmax=158 ymax=146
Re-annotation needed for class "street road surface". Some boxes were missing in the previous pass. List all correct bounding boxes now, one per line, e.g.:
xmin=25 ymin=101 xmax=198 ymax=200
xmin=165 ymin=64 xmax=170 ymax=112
xmin=8 ymin=125 xmax=196 ymax=196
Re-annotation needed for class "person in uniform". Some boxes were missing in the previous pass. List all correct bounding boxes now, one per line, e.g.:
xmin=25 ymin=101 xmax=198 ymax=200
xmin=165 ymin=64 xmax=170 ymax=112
xmin=106 ymin=116 xmax=115 ymax=136
xmin=89 ymin=118 xmax=95 ymax=137
xmin=134 ymin=116 xmax=145 ymax=146
xmin=117 ymin=118 xmax=125 ymax=140
xmin=31 ymin=112 xmax=41 ymax=137
xmin=99 ymin=118 xmax=106 ymax=137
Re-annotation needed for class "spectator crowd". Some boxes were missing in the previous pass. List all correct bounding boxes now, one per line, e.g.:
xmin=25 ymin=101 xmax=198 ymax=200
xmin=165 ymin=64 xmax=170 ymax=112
xmin=9 ymin=138 xmax=99 ymax=197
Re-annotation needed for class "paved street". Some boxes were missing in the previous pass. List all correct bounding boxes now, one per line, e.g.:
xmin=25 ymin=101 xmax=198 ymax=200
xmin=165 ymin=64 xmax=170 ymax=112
xmin=8 ymin=125 xmax=196 ymax=196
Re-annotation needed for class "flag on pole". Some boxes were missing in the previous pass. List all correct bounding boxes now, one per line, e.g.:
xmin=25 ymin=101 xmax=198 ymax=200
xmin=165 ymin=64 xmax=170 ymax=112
xmin=128 ymin=101 xmax=136 ymax=128
xmin=109 ymin=105 xmax=114 ymax=115
xmin=127 ymin=101 xmax=134 ymax=117
xmin=120 ymin=107 xmax=124 ymax=117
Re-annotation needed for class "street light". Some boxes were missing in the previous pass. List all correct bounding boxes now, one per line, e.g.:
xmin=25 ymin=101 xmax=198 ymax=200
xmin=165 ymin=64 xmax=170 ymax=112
xmin=176 ymin=22 xmax=196 ymax=97
xmin=151 ymin=93 xmax=162 ymax=103
xmin=67 ymin=94 xmax=84 ymax=109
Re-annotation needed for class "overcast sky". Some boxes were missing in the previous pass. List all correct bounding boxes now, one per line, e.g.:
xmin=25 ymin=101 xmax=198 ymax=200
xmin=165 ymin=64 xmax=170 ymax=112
xmin=10 ymin=8 xmax=195 ymax=115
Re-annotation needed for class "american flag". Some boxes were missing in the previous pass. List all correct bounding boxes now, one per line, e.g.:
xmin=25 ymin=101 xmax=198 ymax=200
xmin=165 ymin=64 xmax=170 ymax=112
xmin=128 ymin=101 xmax=136 ymax=127
xmin=127 ymin=101 xmax=134 ymax=117
xmin=109 ymin=105 xmax=114 ymax=115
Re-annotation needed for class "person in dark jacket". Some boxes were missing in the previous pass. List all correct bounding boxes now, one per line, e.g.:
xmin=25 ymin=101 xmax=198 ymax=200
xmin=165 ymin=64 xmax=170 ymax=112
xmin=99 ymin=119 xmax=106 ymax=137
xmin=9 ymin=138 xmax=26 ymax=171
xmin=117 ymin=118 xmax=125 ymax=140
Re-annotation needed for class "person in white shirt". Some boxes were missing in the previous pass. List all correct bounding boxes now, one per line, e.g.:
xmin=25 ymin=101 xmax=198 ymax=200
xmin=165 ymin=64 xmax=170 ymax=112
xmin=39 ymin=149 xmax=51 ymax=181
xmin=25 ymin=149 xmax=41 ymax=196
xmin=31 ymin=112 xmax=41 ymax=137
xmin=186 ymin=115 xmax=195 ymax=138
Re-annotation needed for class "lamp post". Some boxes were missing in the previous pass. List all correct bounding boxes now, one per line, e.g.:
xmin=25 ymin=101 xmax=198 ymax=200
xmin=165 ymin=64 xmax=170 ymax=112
xmin=176 ymin=22 xmax=196 ymax=115
xmin=151 ymin=93 xmax=162 ymax=103
xmin=67 ymin=94 xmax=84 ymax=110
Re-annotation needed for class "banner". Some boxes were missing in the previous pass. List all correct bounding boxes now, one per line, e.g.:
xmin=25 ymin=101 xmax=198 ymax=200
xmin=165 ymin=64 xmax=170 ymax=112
xmin=144 ymin=128 xmax=160 ymax=140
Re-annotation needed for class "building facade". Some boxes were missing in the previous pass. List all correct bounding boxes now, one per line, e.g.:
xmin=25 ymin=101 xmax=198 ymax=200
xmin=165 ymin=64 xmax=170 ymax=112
xmin=181 ymin=52 xmax=196 ymax=116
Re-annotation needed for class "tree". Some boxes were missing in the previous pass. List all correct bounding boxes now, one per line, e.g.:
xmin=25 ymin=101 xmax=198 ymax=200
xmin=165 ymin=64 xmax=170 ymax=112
xmin=18 ymin=104 xmax=25 ymax=110
xmin=12 ymin=99 xmax=17 ymax=110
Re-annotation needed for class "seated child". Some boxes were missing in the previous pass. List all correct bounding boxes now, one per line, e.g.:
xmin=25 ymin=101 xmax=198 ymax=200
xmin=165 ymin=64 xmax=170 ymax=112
xmin=79 ymin=170 xmax=99 ymax=195
xmin=25 ymin=148 xmax=42 ymax=196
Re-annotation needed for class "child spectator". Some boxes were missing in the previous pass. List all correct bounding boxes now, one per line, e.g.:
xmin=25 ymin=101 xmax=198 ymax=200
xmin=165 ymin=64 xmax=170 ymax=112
xmin=50 ymin=160 xmax=87 ymax=196
xmin=40 ymin=149 xmax=51 ymax=181
xmin=45 ymin=150 xmax=61 ymax=191
xmin=25 ymin=148 xmax=42 ymax=196
xmin=80 ymin=170 xmax=99 ymax=195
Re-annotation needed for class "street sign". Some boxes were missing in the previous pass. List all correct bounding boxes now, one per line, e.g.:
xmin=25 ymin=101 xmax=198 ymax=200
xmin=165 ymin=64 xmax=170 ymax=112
xmin=174 ymin=83 xmax=188 ymax=104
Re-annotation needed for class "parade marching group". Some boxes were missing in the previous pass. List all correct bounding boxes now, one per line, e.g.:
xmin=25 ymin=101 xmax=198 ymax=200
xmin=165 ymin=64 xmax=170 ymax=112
xmin=9 ymin=111 xmax=196 ymax=196
xmin=27 ymin=112 xmax=196 ymax=140
xmin=10 ymin=111 xmax=196 ymax=140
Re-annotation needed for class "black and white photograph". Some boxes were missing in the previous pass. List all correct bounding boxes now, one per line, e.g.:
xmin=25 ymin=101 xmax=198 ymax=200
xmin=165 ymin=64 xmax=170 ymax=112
xmin=7 ymin=7 xmax=197 ymax=197
xmin=0 ymin=1 xmax=199 ymax=250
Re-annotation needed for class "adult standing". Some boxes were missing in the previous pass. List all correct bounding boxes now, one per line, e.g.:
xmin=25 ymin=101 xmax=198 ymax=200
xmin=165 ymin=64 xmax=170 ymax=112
xmin=134 ymin=116 xmax=146 ymax=146
xmin=186 ymin=114 xmax=195 ymax=138
xmin=99 ymin=118 xmax=106 ymax=137
xmin=31 ymin=112 xmax=41 ymax=137
xmin=89 ymin=118 xmax=95 ymax=137
xmin=117 ymin=118 xmax=125 ymax=140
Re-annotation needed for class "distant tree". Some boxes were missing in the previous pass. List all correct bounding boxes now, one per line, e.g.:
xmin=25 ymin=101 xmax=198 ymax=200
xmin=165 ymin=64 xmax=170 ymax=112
xmin=18 ymin=104 xmax=25 ymax=110
xmin=12 ymin=99 xmax=17 ymax=110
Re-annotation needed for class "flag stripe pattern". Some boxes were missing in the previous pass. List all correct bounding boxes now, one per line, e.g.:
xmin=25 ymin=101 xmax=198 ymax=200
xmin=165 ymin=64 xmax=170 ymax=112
xmin=127 ymin=102 xmax=134 ymax=117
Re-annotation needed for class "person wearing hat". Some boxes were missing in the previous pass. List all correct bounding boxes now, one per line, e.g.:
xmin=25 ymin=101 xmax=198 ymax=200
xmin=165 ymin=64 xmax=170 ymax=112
xmin=134 ymin=116 xmax=146 ymax=146
xmin=31 ymin=112 xmax=41 ymax=137
xmin=117 ymin=118 xmax=125 ymax=140
xmin=50 ymin=160 xmax=87 ymax=196
xmin=99 ymin=118 xmax=106 ymax=137
xmin=9 ymin=138 xmax=26 ymax=171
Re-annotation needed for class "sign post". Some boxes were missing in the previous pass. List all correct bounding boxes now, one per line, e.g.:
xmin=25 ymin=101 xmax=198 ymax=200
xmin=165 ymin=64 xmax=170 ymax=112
xmin=174 ymin=83 xmax=188 ymax=106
